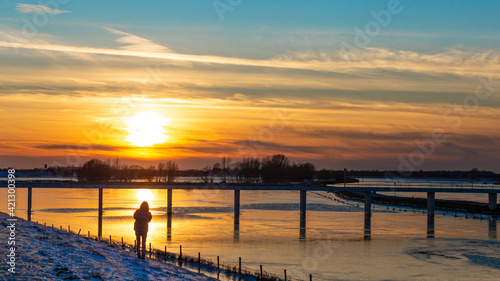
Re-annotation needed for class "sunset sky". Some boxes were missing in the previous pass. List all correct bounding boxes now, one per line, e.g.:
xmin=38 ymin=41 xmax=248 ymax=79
xmin=1 ymin=1 xmax=499 ymax=171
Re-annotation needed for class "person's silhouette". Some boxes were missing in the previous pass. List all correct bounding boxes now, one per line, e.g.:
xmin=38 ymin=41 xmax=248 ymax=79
xmin=134 ymin=201 xmax=152 ymax=259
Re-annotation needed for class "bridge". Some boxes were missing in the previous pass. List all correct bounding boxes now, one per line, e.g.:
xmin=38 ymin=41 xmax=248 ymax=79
xmin=9 ymin=181 xmax=500 ymax=240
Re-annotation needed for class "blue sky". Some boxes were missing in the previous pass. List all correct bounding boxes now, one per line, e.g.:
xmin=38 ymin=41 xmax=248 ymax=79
xmin=1 ymin=1 xmax=500 ymax=170
xmin=3 ymin=0 xmax=500 ymax=52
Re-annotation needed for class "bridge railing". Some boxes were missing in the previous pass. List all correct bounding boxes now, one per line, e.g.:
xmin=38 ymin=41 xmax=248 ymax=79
xmin=344 ymin=181 xmax=500 ymax=190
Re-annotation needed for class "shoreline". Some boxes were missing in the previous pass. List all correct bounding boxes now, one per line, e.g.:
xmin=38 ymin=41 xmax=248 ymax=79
xmin=0 ymin=212 xmax=282 ymax=281
xmin=0 ymin=212 xmax=214 ymax=281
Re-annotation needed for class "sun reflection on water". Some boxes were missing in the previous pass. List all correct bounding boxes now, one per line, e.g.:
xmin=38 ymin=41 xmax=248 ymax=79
xmin=136 ymin=189 xmax=154 ymax=203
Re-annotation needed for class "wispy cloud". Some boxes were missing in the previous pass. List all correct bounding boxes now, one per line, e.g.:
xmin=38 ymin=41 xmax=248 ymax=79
xmin=104 ymin=27 xmax=172 ymax=53
xmin=16 ymin=4 xmax=70 ymax=15
xmin=1 ymin=35 xmax=499 ymax=78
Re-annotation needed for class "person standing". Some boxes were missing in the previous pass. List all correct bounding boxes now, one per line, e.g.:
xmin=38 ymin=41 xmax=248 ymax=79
xmin=134 ymin=201 xmax=152 ymax=259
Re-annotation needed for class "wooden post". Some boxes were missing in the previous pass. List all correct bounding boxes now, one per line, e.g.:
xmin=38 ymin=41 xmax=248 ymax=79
xmin=121 ymin=237 xmax=124 ymax=247
xmin=68 ymin=225 xmax=70 ymax=232
xmin=284 ymin=269 xmax=287 ymax=280
xmin=217 ymin=256 xmax=220 ymax=270
xmin=310 ymin=273 xmax=312 ymax=281
xmin=110 ymin=235 xmax=112 ymax=244
xmin=239 ymin=257 xmax=241 ymax=274
xmin=260 ymin=264 xmax=263 ymax=279
xmin=149 ymin=243 xmax=151 ymax=258
xmin=98 ymin=188 xmax=103 ymax=239
xmin=179 ymin=245 xmax=182 ymax=259
xmin=88 ymin=231 xmax=90 ymax=238
xmin=78 ymin=229 xmax=81 ymax=235
xmin=165 ymin=245 xmax=167 ymax=260
xmin=198 ymin=252 xmax=201 ymax=263
xmin=27 ymin=187 xmax=32 ymax=221
xmin=60 ymin=225 xmax=62 ymax=230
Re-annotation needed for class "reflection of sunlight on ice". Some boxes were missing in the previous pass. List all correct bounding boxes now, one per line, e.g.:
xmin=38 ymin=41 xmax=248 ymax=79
xmin=136 ymin=189 xmax=153 ymax=202
xmin=147 ymin=221 xmax=157 ymax=237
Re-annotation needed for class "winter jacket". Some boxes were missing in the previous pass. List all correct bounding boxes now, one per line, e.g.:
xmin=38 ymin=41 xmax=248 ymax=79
xmin=134 ymin=209 xmax=152 ymax=234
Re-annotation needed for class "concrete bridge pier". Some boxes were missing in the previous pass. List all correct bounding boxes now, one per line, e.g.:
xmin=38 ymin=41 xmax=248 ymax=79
xmin=27 ymin=187 xmax=32 ymax=221
xmin=427 ymin=192 xmax=435 ymax=238
xmin=300 ymin=190 xmax=306 ymax=240
xmin=488 ymin=217 xmax=497 ymax=240
xmin=167 ymin=189 xmax=173 ymax=215
xmin=167 ymin=189 xmax=173 ymax=241
xmin=166 ymin=214 xmax=172 ymax=241
xmin=364 ymin=192 xmax=371 ymax=240
xmin=98 ymin=188 xmax=103 ymax=239
xmin=234 ymin=190 xmax=240 ymax=242
xmin=489 ymin=193 xmax=497 ymax=210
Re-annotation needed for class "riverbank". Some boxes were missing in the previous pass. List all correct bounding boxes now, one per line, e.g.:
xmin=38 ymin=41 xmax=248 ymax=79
xmin=0 ymin=212 xmax=214 ymax=280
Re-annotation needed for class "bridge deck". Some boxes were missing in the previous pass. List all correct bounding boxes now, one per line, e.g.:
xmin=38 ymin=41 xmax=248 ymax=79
xmin=8 ymin=181 xmax=500 ymax=193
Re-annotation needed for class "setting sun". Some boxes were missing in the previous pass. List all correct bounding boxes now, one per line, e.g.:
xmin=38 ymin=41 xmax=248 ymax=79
xmin=124 ymin=112 xmax=170 ymax=147
xmin=136 ymin=189 xmax=154 ymax=202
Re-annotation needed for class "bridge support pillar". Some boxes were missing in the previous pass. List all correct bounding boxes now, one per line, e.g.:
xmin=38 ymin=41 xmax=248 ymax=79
xmin=364 ymin=192 xmax=371 ymax=240
xmin=167 ymin=189 xmax=173 ymax=241
xmin=427 ymin=192 xmax=435 ymax=238
xmin=488 ymin=193 xmax=497 ymax=210
xmin=234 ymin=189 xmax=240 ymax=242
xmin=167 ymin=213 xmax=172 ymax=241
xmin=27 ymin=187 xmax=32 ymax=221
xmin=167 ymin=189 xmax=173 ymax=215
xmin=300 ymin=190 xmax=306 ymax=240
xmin=489 ymin=217 xmax=497 ymax=240
xmin=98 ymin=188 xmax=103 ymax=239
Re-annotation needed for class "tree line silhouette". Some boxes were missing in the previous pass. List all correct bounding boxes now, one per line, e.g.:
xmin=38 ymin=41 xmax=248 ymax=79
xmin=77 ymin=158 xmax=179 ymax=182
xmin=76 ymin=154 xmax=323 ymax=183
xmin=42 ymin=154 xmax=498 ymax=183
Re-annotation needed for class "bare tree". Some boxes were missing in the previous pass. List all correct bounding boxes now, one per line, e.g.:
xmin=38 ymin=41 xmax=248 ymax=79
xmin=165 ymin=160 xmax=179 ymax=182
xmin=234 ymin=157 xmax=261 ymax=183
xmin=221 ymin=156 xmax=231 ymax=183
xmin=199 ymin=165 xmax=214 ymax=184
xmin=157 ymin=162 xmax=166 ymax=182
xmin=145 ymin=165 xmax=156 ymax=182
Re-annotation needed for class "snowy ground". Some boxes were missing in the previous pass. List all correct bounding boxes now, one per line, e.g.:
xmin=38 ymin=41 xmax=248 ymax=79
xmin=0 ymin=212 xmax=214 ymax=281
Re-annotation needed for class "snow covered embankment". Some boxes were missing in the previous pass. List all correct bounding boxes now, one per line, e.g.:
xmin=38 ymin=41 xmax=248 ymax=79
xmin=0 ymin=212 xmax=213 ymax=280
